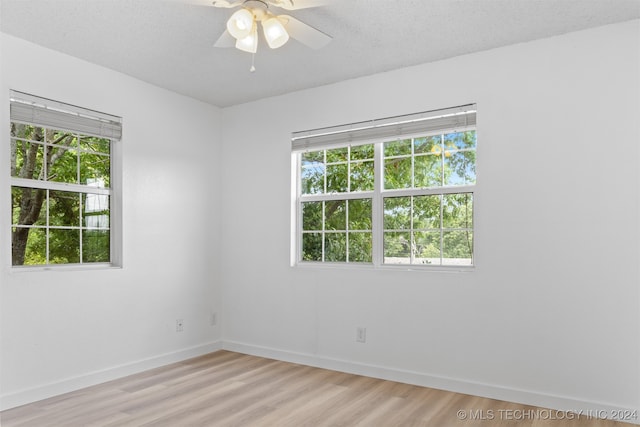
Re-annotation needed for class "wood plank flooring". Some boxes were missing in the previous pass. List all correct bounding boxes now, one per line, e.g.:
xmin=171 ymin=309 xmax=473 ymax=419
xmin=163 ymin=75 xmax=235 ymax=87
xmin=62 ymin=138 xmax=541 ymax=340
xmin=1 ymin=350 xmax=633 ymax=426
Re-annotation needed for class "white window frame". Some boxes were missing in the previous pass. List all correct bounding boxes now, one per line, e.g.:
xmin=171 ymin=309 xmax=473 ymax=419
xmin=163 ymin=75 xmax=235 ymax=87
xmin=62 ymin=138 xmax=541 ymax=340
xmin=9 ymin=91 xmax=122 ymax=269
xmin=291 ymin=104 xmax=476 ymax=270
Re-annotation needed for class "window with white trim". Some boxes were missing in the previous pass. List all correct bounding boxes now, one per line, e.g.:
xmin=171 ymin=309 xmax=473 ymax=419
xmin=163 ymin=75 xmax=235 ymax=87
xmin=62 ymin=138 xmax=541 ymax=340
xmin=9 ymin=91 xmax=122 ymax=267
xmin=293 ymin=104 xmax=476 ymax=267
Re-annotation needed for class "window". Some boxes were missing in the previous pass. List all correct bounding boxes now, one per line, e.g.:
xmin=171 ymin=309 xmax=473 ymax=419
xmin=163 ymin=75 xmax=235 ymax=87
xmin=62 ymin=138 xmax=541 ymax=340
xmin=9 ymin=91 xmax=122 ymax=267
xmin=293 ymin=104 xmax=476 ymax=268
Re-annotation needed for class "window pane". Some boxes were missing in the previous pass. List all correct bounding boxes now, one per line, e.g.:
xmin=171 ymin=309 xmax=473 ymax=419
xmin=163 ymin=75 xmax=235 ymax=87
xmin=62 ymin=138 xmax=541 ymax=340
xmin=414 ymin=136 xmax=440 ymax=154
xmin=442 ymin=193 xmax=473 ymax=229
xmin=350 ymin=144 xmax=374 ymax=161
xmin=442 ymin=231 xmax=473 ymax=265
xmin=11 ymin=123 xmax=42 ymax=140
xmin=46 ymin=129 xmax=76 ymax=146
xmin=83 ymin=194 xmax=110 ymax=228
xmin=348 ymin=199 xmax=372 ymax=230
xmin=413 ymin=195 xmax=441 ymax=230
xmin=12 ymin=227 xmax=46 ymax=266
xmin=80 ymin=152 xmax=110 ymax=187
xmin=325 ymin=200 xmax=346 ymax=230
xmin=49 ymin=228 xmax=80 ymax=264
xmin=302 ymin=233 xmax=322 ymax=261
xmin=384 ymin=139 xmax=411 ymax=156
xmin=79 ymin=136 xmax=111 ymax=154
xmin=83 ymin=213 xmax=110 ymax=229
xmin=302 ymin=201 xmax=322 ymax=231
xmin=414 ymin=231 xmax=441 ymax=265
xmin=349 ymin=232 xmax=372 ymax=262
xmin=11 ymin=186 xmax=46 ymax=226
xmin=325 ymin=233 xmax=346 ymax=262
xmin=384 ymin=197 xmax=411 ymax=230
xmin=384 ymin=231 xmax=410 ymax=263
xmin=302 ymin=150 xmax=323 ymax=163
xmin=384 ymin=157 xmax=412 ymax=189
xmin=47 ymin=145 xmax=78 ymax=184
xmin=445 ymin=131 xmax=476 ymax=151
xmin=445 ymin=150 xmax=476 ymax=186
xmin=11 ymin=138 xmax=44 ymax=179
xmin=350 ymin=160 xmax=374 ymax=192
xmin=301 ymin=163 xmax=324 ymax=194
xmin=444 ymin=131 xmax=476 ymax=186
xmin=326 ymin=147 xmax=348 ymax=163
xmin=414 ymin=154 xmax=442 ymax=188
xmin=49 ymin=191 xmax=81 ymax=227
xmin=301 ymin=151 xmax=324 ymax=195
xmin=83 ymin=230 xmax=110 ymax=262
xmin=11 ymin=187 xmax=19 ymax=225
xmin=326 ymin=163 xmax=348 ymax=193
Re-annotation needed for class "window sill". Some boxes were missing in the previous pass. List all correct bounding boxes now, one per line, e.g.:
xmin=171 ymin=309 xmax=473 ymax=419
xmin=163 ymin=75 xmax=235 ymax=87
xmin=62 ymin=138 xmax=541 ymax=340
xmin=9 ymin=263 xmax=122 ymax=274
xmin=293 ymin=261 xmax=474 ymax=273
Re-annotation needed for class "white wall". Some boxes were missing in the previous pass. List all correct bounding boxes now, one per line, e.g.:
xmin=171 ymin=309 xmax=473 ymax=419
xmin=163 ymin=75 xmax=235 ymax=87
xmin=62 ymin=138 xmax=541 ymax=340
xmin=0 ymin=34 xmax=223 ymax=409
xmin=220 ymin=20 xmax=640 ymax=415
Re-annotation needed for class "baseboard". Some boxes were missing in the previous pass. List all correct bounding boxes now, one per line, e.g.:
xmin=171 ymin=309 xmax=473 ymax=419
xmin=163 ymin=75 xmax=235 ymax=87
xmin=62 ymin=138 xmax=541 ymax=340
xmin=0 ymin=340 xmax=222 ymax=411
xmin=223 ymin=340 xmax=640 ymax=425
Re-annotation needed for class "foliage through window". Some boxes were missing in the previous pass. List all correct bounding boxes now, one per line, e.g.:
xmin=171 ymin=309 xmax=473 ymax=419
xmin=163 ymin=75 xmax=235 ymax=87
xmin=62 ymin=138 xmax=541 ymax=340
xmin=293 ymin=105 xmax=476 ymax=267
xmin=9 ymin=92 xmax=121 ymax=267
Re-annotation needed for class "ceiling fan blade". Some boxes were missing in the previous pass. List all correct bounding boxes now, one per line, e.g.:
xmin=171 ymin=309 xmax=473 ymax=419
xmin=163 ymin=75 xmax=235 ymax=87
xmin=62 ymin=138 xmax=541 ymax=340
xmin=214 ymin=30 xmax=236 ymax=48
xmin=280 ymin=15 xmax=331 ymax=49
xmin=269 ymin=0 xmax=331 ymax=10
xmin=212 ymin=0 xmax=245 ymax=7
xmin=162 ymin=0 xmax=218 ymax=6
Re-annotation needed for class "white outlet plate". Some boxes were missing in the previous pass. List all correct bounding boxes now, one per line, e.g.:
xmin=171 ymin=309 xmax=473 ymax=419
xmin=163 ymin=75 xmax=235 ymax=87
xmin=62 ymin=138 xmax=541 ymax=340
xmin=176 ymin=319 xmax=184 ymax=332
xmin=356 ymin=327 xmax=366 ymax=343
xmin=210 ymin=313 xmax=217 ymax=326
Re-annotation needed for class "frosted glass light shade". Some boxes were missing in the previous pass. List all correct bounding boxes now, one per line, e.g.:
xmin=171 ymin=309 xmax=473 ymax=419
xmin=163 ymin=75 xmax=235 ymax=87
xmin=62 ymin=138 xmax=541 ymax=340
xmin=227 ymin=8 xmax=254 ymax=40
xmin=263 ymin=16 xmax=289 ymax=49
xmin=235 ymin=24 xmax=258 ymax=53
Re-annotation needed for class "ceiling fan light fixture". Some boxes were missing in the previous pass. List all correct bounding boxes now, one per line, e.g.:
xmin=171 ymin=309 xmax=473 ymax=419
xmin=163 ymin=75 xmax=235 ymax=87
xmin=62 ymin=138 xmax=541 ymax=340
xmin=227 ymin=8 xmax=254 ymax=39
xmin=235 ymin=23 xmax=258 ymax=53
xmin=262 ymin=15 xmax=289 ymax=49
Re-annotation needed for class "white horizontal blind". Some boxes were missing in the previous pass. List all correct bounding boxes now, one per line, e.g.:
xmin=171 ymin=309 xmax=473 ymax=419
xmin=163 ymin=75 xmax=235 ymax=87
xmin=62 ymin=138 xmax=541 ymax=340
xmin=10 ymin=90 xmax=122 ymax=140
xmin=292 ymin=104 xmax=476 ymax=152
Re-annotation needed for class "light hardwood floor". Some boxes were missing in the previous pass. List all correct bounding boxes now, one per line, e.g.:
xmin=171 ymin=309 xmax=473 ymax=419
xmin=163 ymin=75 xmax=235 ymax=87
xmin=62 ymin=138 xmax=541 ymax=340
xmin=1 ymin=350 xmax=633 ymax=426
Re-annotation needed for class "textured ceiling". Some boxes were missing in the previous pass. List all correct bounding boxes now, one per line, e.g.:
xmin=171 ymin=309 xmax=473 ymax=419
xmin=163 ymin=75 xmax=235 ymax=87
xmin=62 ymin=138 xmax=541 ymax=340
xmin=1 ymin=0 xmax=639 ymax=107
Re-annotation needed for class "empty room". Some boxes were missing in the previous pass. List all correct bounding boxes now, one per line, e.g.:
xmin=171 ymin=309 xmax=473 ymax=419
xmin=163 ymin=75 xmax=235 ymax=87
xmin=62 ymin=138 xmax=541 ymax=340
xmin=1 ymin=0 xmax=639 ymax=425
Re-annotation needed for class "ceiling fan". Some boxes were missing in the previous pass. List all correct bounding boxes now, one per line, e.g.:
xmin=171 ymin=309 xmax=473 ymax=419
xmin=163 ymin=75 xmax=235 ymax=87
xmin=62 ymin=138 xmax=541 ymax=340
xmin=211 ymin=0 xmax=332 ymax=69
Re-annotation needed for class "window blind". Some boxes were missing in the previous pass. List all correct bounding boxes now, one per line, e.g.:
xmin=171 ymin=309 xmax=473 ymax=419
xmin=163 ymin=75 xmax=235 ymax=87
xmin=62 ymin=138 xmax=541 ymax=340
xmin=10 ymin=90 xmax=122 ymax=140
xmin=291 ymin=104 xmax=476 ymax=152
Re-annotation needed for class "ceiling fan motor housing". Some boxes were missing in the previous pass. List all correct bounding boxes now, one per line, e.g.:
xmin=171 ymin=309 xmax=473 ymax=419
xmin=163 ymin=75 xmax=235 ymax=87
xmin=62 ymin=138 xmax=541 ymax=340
xmin=244 ymin=0 xmax=269 ymax=20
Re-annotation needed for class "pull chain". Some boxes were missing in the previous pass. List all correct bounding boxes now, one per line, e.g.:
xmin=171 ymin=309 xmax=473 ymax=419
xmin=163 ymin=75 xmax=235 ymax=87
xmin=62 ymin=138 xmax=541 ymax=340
xmin=250 ymin=52 xmax=256 ymax=73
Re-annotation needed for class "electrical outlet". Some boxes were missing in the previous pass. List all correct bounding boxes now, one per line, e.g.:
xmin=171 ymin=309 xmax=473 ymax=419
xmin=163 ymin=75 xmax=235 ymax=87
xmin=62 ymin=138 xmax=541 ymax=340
xmin=210 ymin=312 xmax=217 ymax=326
xmin=176 ymin=319 xmax=184 ymax=332
xmin=356 ymin=327 xmax=366 ymax=343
